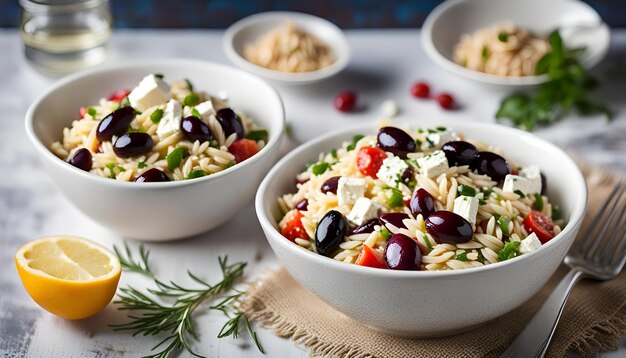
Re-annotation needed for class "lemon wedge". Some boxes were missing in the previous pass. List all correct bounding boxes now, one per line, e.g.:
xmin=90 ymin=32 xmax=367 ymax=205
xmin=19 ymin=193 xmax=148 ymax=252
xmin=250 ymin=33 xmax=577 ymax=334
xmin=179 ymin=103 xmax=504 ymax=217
xmin=15 ymin=236 xmax=121 ymax=320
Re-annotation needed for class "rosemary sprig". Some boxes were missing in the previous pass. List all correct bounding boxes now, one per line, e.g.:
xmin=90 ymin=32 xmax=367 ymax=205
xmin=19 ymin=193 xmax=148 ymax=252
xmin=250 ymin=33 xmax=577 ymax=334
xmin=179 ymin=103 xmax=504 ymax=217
xmin=112 ymin=244 xmax=264 ymax=357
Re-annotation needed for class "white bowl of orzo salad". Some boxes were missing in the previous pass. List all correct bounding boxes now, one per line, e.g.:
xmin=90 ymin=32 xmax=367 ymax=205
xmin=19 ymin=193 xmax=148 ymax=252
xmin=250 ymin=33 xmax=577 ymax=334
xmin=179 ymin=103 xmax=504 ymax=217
xmin=256 ymin=120 xmax=586 ymax=336
xmin=26 ymin=59 xmax=284 ymax=240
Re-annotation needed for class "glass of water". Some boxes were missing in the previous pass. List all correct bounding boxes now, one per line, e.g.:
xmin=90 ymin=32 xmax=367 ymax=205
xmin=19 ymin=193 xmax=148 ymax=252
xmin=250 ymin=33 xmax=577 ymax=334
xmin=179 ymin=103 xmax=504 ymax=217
xmin=19 ymin=0 xmax=112 ymax=76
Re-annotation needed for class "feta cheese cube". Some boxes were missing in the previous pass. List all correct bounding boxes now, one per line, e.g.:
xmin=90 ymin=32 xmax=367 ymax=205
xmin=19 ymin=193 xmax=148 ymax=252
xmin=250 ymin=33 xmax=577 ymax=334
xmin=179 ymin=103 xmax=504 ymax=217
xmin=376 ymin=156 xmax=408 ymax=188
xmin=156 ymin=99 xmax=183 ymax=138
xmin=519 ymin=233 xmax=542 ymax=254
xmin=337 ymin=177 xmax=366 ymax=207
xmin=347 ymin=198 xmax=380 ymax=226
xmin=380 ymin=100 xmax=399 ymax=118
xmin=519 ymin=165 xmax=542 ymax=194
xmin=426 ymin=129 xmax=459 ymax=147
xmin=453 ymin=195 xmax=479 ymax=225
xmin=503 ymin=175 xmax=535 ymax=195
xmin=416 ymin=150 xmax=449 ymax=178
xmin=128 ymin=74 xmax=171 ymax=112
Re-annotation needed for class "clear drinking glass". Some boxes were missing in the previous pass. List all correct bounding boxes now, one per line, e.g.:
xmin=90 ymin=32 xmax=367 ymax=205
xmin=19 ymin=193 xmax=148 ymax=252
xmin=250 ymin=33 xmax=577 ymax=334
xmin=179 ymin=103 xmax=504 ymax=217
xmin=19 ymin=0 xmax=112 ymax=76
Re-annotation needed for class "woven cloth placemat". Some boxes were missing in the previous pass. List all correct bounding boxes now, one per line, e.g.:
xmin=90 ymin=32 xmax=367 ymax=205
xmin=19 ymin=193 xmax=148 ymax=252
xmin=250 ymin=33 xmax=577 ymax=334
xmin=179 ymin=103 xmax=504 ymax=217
xmin=241 ymin=164 xmax=626 ymax=357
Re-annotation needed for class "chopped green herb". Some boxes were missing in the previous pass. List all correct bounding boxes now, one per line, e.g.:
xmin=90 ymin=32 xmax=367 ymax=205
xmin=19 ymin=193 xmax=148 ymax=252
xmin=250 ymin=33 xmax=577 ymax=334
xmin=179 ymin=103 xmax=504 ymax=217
xmin=105 ymin=163 xmax=117 ymax=179
xmin=483 ymin=189 xmax=494 ymax=198
xmin=533 ymin=193 xmax=544 ymax=211
xmin=425 ymin=137 xmax=435 ymax=147
xmin=166 ymin=147 xmax=190 ymax=170
xmin=416 ymin=128 xmax=424 ymax=134
xmin=119 ymin=96 xmax=131 ymax=108
xmin=478 ymin=199 xmax=486 ymax=205
xmin=423 ymin=233 xmax=433 ymax=252
xmin=187 ymin=170 xmax=207 ymax=179
xmin=331 ymin=148 xmax=338 ymax=159
xmin=387 ymin=187 xmax=404 ymax=208
xmin=183 ymin=93 xmax=200 ymax=106
xmin=498 ymin=241 xmax=521 ymax=261
xmin=482 ymin=46 xmax=489 ymax=62
xmin=137 ymin=162 xmax=147 ymax=169
xmin=498 ymin=32 xmax=509 ymax=42
xmin=414 ymin=139 xmax=422 ymax=148
xmin=497 ymin=216 xmax=510 ymax=237
xmin=552 ymin=205 xmax=561 ymax=220
xmin=476 ymin=249 xmax=486 ymax=263
xmin=456 ymin=251 xmax=468 ymax=261
xmin=224 ymin=161 xmax=235 ymax=169
xmin=426 ymin=128 xmax=437 ymax=134
xmin=458 ymin=185 xmax=477 ymax=197
xmin=87 ymin=107 xmax=97 ymax=120
xmin=380 ymin=227 xmax=391 ymax=240
xmin=514 ymin=190 xmax=526 ymax=198
xmin=153 ymin=73 xmax=164 ymax=79
xmin=150 ymin=108 xmax=163 ymax=124
xmin=407 ymin=180 xmax=417 ymax=189
xmin=245 ymin=129 xmax=269 ymax=141
xmin=127 ymin=126 xmax=145 ymax=133
xmin=191 ymin=108 xmax=201 ymax=118
xmin=346 ymin=134 xmax=364 ymax=151
xmin=311 ymin=162 xmax=331 ymax=175
xmin=185 ymin=78 xmax=194 ymax=92
xmin=436 ymin=126 xmax=447 ymax=131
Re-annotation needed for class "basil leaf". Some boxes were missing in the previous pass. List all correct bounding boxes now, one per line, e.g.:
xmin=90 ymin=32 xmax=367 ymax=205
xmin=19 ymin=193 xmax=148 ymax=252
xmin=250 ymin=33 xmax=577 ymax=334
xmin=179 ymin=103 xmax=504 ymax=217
xmin=167 ymin=147 xmax=190 ymax=170
xmin=456 ymin=251 xmax=468 ymax=261
xmin=497 ymin=216 xmax=510 ymax=237
xmin=245 ymin=129 xmax=269 ymax=141
xmin=137 ymin=162 xmax=147 ymax=169
xmin=191 ymin=108 xmax=201 ymax=118
xmin=498 ymin=241 xmax=521 ymax=262
xmin=346 ymin=134 xmax=364 ymax=151
xmin=457 ymin=185 xmax=477 ymax=197
xmin=498 ymin=32 xmax=509 ymax=42
xmin=533 ymin=193 xmax=544 ymax=211
xmin=311 ymin=162 xmax=330 ymax=175
xmin=187 ymin=170 xmax=206 ymax=179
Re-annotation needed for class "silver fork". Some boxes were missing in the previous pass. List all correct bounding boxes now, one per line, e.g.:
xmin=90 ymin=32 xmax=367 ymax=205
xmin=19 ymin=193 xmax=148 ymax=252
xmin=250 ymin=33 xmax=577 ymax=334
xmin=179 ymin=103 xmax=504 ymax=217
xmin=501 ymin=181 xmax=626 ymax=358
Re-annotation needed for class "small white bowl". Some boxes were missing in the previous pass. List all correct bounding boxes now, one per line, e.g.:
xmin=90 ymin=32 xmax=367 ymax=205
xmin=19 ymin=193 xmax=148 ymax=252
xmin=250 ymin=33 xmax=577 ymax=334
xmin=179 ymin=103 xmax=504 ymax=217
xmin=422 ymin=0 xmax=610 ymax=88
xmin=256 ymin=120 xmax=587 ymax=337
xmin=223 ymin=11 xmax=350 ymax=85
xmin=26 ymin=59 xmax=285 ymax=241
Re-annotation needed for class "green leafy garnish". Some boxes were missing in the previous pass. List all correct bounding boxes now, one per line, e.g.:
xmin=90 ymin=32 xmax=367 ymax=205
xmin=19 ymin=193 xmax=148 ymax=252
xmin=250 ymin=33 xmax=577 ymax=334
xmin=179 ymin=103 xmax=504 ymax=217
xmin=422 ymin=233 xmax=433 ymax=252
xmin=87 ymin=107 xmax=97 ymax=120
xmin=514 ymin=190 xmax=526 ymax=198
xmin=331 ymin=148 xmax=338 ymax=159
xmin=311 ymin=162 xmax=331 ymax=175
xmin=498 ymin=241 xmax=521 ymax=261
xmin=496 ymin=30 xmax=611 ymax=130
xmin=185 ymin=78 xmax=194 ymax=92
xmin=456 ymin=251 xmax=468 ymax=261
xmin=105 ymin=163 xmax=117 ymax=179
xmin=153 ymin=73 xmax=164 ymax=79
xmin=244 ymin=129 xmax=269 ymax=141
xmin=380 ymin=227 xmax=391 ymax=240
xmin=387 ymin=187 xmax=404 ymax=208
xmin=498 ymin=32 xmax=509 ymax=42
xmin=184 ymin=93 xmax=200 ymax=106
xmin=138 ymin=161 xmax=147 ymax=169
xmin=167 ymin=147 xmax=190 ymax=170
xmin=497 ymin=216 xmax=510 ymax=237
xmin=191 ymin=108 xmax=201 ymax=118
xmin=481 ymin=46 xmax=489 ymax=63
xmin=113 ymin=243 xmax=154 ymax=278
xmin=533 ymin=193 xmax=544 ymax=211
xmin=150 ymin=108 xmax=164 ymax=124
xmin=458 ymin=185 xmax=477 ymax=197
xmin=552 ymin=205 xmax=561 ymax=220
xmin=187 ymin=170 xmax=207 ymax=180
xmin=346 ymin=134 xmax=364 ymax=151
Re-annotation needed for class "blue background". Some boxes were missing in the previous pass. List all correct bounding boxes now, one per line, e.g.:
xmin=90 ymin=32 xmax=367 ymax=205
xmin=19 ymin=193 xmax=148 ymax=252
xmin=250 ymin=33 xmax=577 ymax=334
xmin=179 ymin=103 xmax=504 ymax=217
xmin=4 ymin=0 xmax=624 ymax=28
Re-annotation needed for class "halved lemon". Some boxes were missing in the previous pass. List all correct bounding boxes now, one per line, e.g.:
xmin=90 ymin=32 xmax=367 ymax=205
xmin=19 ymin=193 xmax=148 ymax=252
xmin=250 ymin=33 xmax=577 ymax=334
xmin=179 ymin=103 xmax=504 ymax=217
xmin=15 ymin=236 xmax=121 ymax=320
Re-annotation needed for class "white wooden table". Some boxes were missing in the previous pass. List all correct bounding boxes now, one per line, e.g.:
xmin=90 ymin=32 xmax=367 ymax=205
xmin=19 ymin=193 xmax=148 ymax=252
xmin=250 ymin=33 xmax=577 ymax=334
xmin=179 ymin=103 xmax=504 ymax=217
xmin=1 ymin=29 xmax=625 ymax=357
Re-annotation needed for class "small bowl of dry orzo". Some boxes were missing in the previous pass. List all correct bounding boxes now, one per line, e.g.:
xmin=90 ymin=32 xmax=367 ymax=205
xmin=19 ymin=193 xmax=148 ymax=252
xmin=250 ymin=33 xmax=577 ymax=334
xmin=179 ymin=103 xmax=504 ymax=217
xmin=26 ymin=59 xmax=285 ymax=241
xmin=224 ymin=11 xmax=350 ymax=85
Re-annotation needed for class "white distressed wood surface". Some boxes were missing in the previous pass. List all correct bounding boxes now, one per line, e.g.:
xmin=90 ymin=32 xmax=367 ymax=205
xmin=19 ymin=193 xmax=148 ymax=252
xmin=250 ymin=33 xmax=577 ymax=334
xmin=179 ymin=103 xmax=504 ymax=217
xmin=1 ymin=29 xmax=625 ymax=357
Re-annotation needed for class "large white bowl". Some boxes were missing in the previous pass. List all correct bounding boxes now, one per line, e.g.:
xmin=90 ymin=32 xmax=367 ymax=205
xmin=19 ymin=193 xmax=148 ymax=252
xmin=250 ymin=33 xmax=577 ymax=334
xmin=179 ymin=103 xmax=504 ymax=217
xmin=26 ymin=59 xmax=285 ymax=241
xmin=223 ymin=11 xmax=350 ymax=85
xmin=256 ymin=120 xmax=587 ymax=337
xmin=422 ymin=0 xmax=610 ymax=88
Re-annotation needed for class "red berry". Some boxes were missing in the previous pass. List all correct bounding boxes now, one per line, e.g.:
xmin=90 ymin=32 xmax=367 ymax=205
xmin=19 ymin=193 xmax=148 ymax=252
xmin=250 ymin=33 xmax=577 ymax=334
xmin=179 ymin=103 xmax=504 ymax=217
xmin=436 ymin=93 xmax=454 ymax=109
xmin=411 ymin=82 xmax=430 ymax=98
xmin=334 ymin=91 xmax=357 ymax=112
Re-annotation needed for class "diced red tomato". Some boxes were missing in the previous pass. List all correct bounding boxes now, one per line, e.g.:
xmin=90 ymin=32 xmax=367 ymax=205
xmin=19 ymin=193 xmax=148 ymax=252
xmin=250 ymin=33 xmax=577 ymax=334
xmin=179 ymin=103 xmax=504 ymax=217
xmin=228 ymin=139 xmax=259 ymax=163
xmin=107 ymin=89 xmax=131 ymax=103
xmin=79 ymin=106 xmax=87 ymax=119
xmin=280 ymin=210 xmax=308 ymax=242
xmin=355 ymin=245 xmax=388 ymax=269
xmin=524 ymin=210 xmax=556 ymax=244
xmin=356 ymin=146 xmax=387 ymax=178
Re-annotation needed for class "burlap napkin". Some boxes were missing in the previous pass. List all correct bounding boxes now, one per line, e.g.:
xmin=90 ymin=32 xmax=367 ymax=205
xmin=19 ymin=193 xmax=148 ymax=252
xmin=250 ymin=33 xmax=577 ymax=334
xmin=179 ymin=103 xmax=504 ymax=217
xmin=241 ymin=164 xmax=626 ymax=357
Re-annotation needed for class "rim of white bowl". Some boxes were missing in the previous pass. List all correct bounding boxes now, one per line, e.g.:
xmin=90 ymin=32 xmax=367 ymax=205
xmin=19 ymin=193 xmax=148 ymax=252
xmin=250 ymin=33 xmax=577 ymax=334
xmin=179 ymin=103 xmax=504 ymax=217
xmin=24 ymin=58 xmax=285 ymax=189
xmin=256 ymin=121 xmax=588 ymax=277
xmin=223 ymin=11 xmax=351 ymax=84
xmin=421 ymin=0 xmax=609 ymax=86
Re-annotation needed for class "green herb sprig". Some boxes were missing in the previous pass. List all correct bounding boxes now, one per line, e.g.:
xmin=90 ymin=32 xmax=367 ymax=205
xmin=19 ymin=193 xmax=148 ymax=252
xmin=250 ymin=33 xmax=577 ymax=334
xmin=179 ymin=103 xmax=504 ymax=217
xmin=111 ymin=243 xmax=264 ymax=357
xmin=496 ymin=30 xmax=611 ymax=130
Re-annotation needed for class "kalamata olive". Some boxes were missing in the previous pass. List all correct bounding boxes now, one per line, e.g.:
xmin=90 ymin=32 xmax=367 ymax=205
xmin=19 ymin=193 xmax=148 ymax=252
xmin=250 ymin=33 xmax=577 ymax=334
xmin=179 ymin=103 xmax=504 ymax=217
xmin=68 ymin=148 xmax=92 ymax=171
xmin=425 ymin=211 xmax=473 ymax=244
xmin=216 ymin=108 xmax=244 ymax=140
xmin=321 ymin=176 xmax=341 ymax=194
xmin=540 ymin=173 xmax=547 ymax=195
xmin=410 ymin=188 xmax=436 ymax=219
xmin=401 ymin=167 xmax=414 ymax=184
xmin=113 ymin=132 xmax=154 ymax=158
xmin=442 ymin=141 xmax=477 ymax=166
xmin=134 ymin=168 xmax=170 ymax=183
xmin=181 ymin=116 xmax=212 ymax=142
xmin=385 ymin=234 xmax=421 ymax=270
xmin=471 ymin=151 xmax=510 ymax=181
xmin=295 ymin=199 xmax=309 ymax=211
xmin=96 ymin=106 xmax=135 ymax=141
xmin=377 ymin=127 xmax=416 ymax=158
xmin=350 ymin=218 xmax=381 ymax=235
xmin=315 ymin=210 xmax=348 ymax=257
xmin=380 ymin=212 xmax=410 ymax=229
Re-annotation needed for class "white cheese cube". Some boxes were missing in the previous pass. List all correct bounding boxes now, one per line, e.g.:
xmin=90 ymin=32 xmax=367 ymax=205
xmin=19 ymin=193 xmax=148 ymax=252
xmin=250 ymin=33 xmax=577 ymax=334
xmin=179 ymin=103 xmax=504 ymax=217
xmin=128 ymin=74 xmax=171 ymax=112
xmin=376 ymin=156 xmax=408 ymax=188
xmin=519 ymin=233 xmax=542 ymax=254
xmin=426 ymin=129 xmax=459 ymax=147
xmin=453 ymin=195 xmax=479 ymax=225
xmin=337 ymin=177 xmax=366 ymax=207
xmin=416 ymin=150 xmax=449 ymax=178
xmin=156 ymin=99 xmax=182 ymax=139
xmin=347 ymin=198 xmax=380 ymax=226
xmin=182 ymin=100 xmax=215 ymax=125
xmin=519 ymin=165 xmax=542 ymax=194
xmin=503 ymin=175 xmax=535 ymax=195
xmin=380 ymin=100 xmax=399 ymax=118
